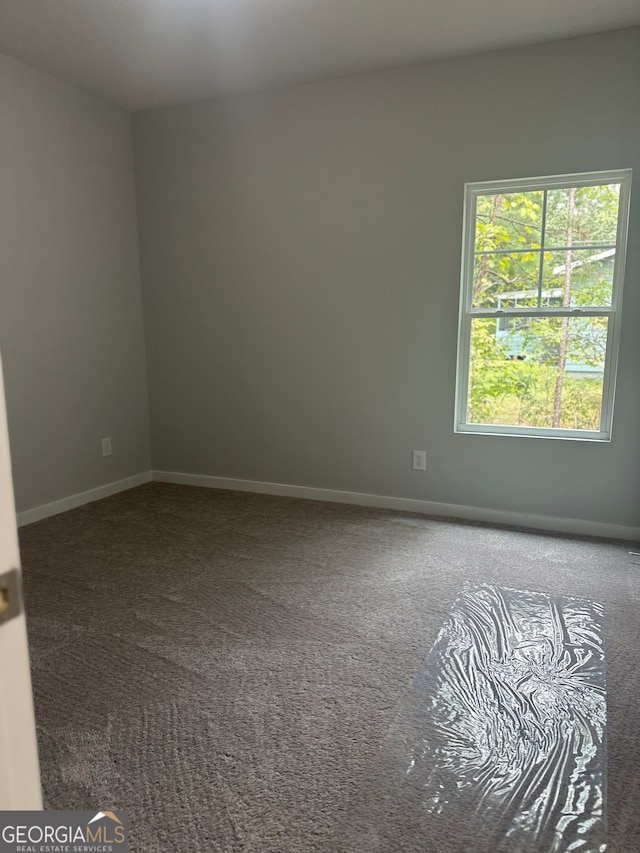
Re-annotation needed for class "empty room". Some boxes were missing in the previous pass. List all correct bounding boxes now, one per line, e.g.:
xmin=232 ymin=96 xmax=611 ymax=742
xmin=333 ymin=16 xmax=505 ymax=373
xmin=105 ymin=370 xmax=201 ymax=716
xmin=0 ymin=2 xmax=639 ymax=851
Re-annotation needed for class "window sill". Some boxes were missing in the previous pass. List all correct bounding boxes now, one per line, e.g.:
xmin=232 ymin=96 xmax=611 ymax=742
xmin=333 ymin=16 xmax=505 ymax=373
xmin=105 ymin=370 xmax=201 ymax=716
xmin=454 ymin=424 xmax=611 ymax=442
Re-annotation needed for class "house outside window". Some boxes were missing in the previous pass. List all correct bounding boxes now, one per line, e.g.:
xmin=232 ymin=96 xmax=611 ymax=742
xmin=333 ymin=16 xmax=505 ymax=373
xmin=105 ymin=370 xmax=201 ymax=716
xmin=455 ymin=170 xmax=632 ymax=440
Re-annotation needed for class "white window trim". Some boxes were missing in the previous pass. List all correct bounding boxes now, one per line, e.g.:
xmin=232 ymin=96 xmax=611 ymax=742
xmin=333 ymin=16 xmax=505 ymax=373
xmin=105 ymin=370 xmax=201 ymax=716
xmin=454 ymin=169 xmax=632 ymax=441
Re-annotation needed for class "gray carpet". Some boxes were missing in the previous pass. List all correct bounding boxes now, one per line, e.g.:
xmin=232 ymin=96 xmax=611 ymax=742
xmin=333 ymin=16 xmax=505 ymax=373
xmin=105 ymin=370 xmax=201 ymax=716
xmin=18 ymin=482 xmax=640 ymax=852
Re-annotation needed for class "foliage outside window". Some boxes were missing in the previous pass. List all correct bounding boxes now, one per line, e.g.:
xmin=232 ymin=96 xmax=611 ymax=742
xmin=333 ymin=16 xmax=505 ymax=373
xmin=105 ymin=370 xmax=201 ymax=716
xmin=455 ymin=170 xmax=632 ymax=440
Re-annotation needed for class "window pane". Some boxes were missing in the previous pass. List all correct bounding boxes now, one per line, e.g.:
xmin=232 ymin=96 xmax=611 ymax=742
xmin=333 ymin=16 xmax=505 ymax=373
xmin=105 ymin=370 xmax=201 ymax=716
xmin=467 ymin=317 xmax=607 ymax=431
xmin=541 ymin=249 xmax=614 ymax=307
xmin=472 ymin=251 xmax=540 ymax=308
xmin=474 ymin=191 xmax=543 ymax=252
xmin=544 ymin=184 xmax=620 ymax=248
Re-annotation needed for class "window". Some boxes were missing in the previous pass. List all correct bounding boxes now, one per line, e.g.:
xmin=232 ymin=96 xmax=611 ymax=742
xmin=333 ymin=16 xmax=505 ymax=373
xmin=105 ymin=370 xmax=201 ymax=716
xmin=455 ymin=170 xmax=632 ymax=440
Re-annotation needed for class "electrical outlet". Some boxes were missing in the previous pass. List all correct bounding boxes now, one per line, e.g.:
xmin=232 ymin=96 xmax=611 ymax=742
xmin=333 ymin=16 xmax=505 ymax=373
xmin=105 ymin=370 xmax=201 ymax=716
xmin=102 ymin=437 xmax=112 ymax=457
xmin=412 ymin=450 xmax=426 ymax=470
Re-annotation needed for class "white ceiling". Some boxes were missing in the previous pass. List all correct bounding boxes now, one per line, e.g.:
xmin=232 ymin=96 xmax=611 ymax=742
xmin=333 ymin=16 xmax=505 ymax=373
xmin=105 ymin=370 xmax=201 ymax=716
xmin=0 ymin=0 xmax=638 ymax=111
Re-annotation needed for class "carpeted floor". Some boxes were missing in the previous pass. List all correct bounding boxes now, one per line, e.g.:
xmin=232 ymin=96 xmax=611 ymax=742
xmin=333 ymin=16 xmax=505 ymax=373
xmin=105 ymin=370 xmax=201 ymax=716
xmin=18 ymin=482 xmax=640 ymax=852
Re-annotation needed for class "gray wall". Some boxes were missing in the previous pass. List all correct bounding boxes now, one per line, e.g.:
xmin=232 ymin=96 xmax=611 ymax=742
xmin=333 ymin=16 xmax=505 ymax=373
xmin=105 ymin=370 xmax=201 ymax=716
xmin=0 ymin=53 xmax=151 ymax=513
xmin=133 ymin=28 xmax=640 ymax=529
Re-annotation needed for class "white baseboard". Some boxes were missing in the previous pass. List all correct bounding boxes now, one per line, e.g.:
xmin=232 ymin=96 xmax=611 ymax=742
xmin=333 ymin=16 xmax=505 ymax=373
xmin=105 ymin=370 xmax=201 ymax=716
xmin=152 ymin=470 xmax=640 ymax=542
xmin=17 ymin=468 xmax=638 ymax=541
xmin=17 ymin=471 xmax=152 ymax=527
